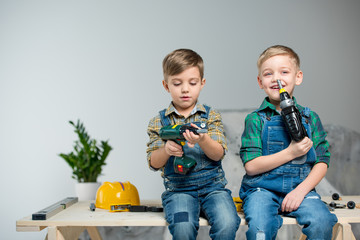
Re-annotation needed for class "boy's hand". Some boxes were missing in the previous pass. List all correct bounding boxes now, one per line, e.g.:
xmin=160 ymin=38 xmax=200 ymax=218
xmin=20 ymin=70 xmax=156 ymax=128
xmin=164 ymin=140 xmax=183 ymax=157
xmin=282 ymin=188 xmax=306 ymax=212
xmin=288 ymin=137 xmax=313 ymax=159
xmin=183 ymin=123 xmax=206 ymax=148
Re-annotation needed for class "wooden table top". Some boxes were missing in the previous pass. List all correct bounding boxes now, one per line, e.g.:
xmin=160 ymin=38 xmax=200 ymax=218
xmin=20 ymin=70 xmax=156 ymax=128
xmin=16 ymin=196 xmax=360 ymax=230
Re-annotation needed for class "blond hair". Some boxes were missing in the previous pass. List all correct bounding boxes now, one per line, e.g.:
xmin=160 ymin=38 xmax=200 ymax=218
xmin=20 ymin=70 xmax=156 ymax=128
xmin=257 ymin=45 xmax=300 ymax=74
xmin=162 ymin=49 xmax=204 ymax=81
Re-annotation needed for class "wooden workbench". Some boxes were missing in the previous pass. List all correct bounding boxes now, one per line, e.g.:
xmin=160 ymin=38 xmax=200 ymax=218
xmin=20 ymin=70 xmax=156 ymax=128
xmin=16 ymin=196 xmax=360 ymax=240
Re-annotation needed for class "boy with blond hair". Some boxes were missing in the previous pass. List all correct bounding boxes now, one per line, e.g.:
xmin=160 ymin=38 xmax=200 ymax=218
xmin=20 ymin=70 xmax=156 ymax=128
xmin=239 ymin=45 xmax=337 ymax=240
xmin=147 ymin=48 xmax=240 ymax=240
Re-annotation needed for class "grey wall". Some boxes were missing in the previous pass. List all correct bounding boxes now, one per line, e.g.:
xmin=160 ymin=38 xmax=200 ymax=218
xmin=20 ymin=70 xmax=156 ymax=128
xmin=1 ymin=1 xmax=359 ymax=239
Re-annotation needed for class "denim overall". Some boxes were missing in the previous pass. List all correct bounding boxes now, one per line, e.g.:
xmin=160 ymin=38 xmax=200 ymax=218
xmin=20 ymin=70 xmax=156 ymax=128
xmin=240 ymin=107 xmax=337 ymax=240
xmin=240 ymin=107 xmax=315 ymax=195
xmin=159 ymin=106 xmax=223 ymax=190
xmin=159 ymin=106 xmax=240 ymax=240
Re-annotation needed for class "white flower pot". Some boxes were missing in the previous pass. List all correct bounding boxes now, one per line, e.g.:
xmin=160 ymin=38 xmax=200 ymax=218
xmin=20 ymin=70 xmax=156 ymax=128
xmin=75 ymin=182 xmax=101 ymax=201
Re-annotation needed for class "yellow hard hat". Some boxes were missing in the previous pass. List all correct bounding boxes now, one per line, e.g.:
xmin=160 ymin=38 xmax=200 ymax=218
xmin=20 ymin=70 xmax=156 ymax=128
xmin=95 ymin=181 xmax=140 ymax=212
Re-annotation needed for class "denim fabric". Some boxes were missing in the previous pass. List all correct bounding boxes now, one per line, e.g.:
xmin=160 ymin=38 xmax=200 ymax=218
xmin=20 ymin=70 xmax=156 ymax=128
xmin=240 ymin=108 xmax=337 ymax=240
xmin=162 ymin=177 xmax=240 ymax=240
xmin=164 ymin=142 xmax=222 ymax=177
xmin=243 ymin=188 xmax=337 ymax=240
xmin=159 ymin=105 xmax=240 ymax=240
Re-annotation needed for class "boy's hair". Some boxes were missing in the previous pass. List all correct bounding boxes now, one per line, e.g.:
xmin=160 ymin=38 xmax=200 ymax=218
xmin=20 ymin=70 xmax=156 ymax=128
xmin=162 ymin=49 xmax=204 ymax=81
xmin=257 ymin=45 xmax=300 ymax=74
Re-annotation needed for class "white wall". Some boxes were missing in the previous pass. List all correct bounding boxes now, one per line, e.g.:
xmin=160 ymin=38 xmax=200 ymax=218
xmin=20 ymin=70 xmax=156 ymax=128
xmin=1 ymin=1 xmax=359 ymax=239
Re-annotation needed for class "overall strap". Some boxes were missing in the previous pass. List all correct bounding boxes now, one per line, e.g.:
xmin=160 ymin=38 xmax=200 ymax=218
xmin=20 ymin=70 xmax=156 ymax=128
xmin=159 ymin=109 xmax=171 ymax=126
xmin=201 ymin=104 xmax=211 ymax=120
xmin=301 ymin=107 xmax=311 ymax=118
xmin=298 ymin=107 xmax=311 ymax=125
xmin=255 ymin=109 xmax=268 ymax=122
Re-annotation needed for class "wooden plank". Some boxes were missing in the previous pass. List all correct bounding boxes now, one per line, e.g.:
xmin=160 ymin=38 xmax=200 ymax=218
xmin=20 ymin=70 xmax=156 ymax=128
xmin=86 ymin=227 xmax=102 ymax=240
xmin=16 ymin=225 xmax=46 ymax=232
xmin=298 ymin=234 xmax=307 ymax=240
xmin=47 ymin=226 xmax=86 ymax=240
xmin=16 ymin=200 xmax=299 ymax=227
xmin=332 ymin=223 xmax=342 ymax=240
xmin=340 ymin=222 xmax=355 ymax=240
xmin=47 ymin=226 xmax=64 ymax=240
xmin=15 ymin=195 xmax=360 ymax=239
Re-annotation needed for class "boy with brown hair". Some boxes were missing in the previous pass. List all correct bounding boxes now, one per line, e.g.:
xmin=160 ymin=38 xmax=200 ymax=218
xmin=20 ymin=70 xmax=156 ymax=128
xmin=147 ymin=48 xmax=240 ymax=240
xmin=239 ymin=45 xmax=337 ymax=240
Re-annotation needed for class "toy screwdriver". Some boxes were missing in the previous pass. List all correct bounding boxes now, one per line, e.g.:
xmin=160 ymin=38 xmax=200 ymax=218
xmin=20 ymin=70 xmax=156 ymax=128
xmin=277 ymin=79 xmax=308 ymax=142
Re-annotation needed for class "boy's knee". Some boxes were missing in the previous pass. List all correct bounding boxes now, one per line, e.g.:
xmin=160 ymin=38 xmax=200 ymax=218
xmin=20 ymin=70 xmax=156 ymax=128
xmin=246 ymin=214 xmax=281 ymax=240
xmin=209 ymin=219 xmax=240 ymax=240
xmin=173 ymin=212 xmax=189 ymax=223
xmin=255 ymin=231 xmax=265 ymax=240
xmin=308 ymin=212 xmax=337 ymax=229
xmin=247 ymin=226 xmax=277 ymax=240
xmin=300 ymin=213 xmax=338 ymax=240
xmin=213 ymin=215 xmax=240 ymax=231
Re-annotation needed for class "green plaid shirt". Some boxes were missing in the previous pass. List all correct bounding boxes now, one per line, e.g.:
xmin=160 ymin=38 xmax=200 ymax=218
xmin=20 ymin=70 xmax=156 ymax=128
xmin=240 ymin=97 xmax=331 ymax=166
xmin=146 ymin=102 xmax=227 ymax=173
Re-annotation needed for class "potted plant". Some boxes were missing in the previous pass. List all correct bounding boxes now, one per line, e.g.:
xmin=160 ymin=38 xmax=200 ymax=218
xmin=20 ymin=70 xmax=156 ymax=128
xmin=59 ymin=119 xmax=112 ymax=200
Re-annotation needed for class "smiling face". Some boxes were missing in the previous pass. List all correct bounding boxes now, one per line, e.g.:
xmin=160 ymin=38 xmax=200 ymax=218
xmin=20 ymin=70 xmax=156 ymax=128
xmin=163 ymin=66 xmax=205 ymax=117
xmin=257 ymin=54 xmax=303 ymax=109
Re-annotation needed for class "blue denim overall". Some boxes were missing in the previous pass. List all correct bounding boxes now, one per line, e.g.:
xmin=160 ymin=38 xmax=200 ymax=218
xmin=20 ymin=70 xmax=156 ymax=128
xmin=240 ymin=108 xmax=337 ymax=240
xmin=240 ymin=107 xmax=315 ymax=195
xmin=159 ymin=106 xmax=240 ymax=240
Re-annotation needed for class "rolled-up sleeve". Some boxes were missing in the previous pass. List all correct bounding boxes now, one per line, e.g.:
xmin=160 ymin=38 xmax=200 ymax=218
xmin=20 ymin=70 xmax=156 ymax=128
xmin=208 ymin=109 xmax=227 ymax=152
xmin=239 ymin=113 xmax=263 ymax=165
xmin=310 ymin=112 xmax=331 ymax=166
xmin=146 ymin=116 xmax=165 ymax=171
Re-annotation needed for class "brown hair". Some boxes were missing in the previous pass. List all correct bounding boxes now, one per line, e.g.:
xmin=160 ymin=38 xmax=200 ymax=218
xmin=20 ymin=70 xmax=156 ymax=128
xmin=257 ymin=45 xmax=300 ymax=74
xmin=162 ymin=49 xmax=204 ymax=81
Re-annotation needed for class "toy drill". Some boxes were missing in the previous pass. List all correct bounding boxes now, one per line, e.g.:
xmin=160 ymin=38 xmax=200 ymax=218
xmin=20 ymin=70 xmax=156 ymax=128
xmin=159 ymin=124 xmax=207 ymax=174
xmin=277 ymin=79 xmax=308 ymax=142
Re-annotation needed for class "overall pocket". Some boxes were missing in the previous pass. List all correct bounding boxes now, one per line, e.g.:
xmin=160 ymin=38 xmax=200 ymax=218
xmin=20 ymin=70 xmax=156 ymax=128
xmin=242 ymin=174 xmax=264 ymax=186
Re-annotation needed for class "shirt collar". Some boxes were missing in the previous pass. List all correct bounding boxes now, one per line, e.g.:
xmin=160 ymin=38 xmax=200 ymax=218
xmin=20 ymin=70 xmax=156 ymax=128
xmin=258 ymin=96 xmax=299 ymax=112
xmin=164 ymin=102 xmax=206 ymax=117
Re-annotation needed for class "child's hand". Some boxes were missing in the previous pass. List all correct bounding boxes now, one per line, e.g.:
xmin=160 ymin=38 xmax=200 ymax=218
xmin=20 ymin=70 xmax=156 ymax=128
xmin=288 ymin=137 xmax=313 ymax=159
xmin=183 ymin=123 xmax=206 ymax=148
xmin=164 ymin=140 xmax=183 ymax=157
xmin=282 ymin=188 xmax=306 ymax=212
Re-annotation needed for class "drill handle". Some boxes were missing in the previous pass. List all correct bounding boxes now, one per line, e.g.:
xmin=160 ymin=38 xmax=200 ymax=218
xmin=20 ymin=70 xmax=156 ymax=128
xmin=174 ymin=139 xmax=186 ymax=147
xmin=281 ymin=106 xmax=308 ymax=142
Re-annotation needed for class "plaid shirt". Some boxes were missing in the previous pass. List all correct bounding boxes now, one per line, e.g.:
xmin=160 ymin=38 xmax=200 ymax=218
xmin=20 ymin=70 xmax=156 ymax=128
xmin=240 ymin=97 xmax=331 ymax=166
xmin=146 ymin=102 xmax=227 ymax=174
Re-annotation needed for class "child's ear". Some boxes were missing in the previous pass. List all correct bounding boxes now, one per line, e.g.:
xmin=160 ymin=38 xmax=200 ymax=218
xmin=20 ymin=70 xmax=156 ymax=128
xmin=257 ymin=76 xmax=264 ymax=89
xmin=162 ymin=80 xmax=170 ymax=92
xmin=201 ymin=78 xmax=206 ymax=89
xmin=295 ymin=70 xmax=303 ymax=85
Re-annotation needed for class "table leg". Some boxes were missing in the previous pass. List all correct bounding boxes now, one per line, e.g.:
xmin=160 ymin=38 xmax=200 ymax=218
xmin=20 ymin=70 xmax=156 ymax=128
xmin=332 ymin=222 xmax=356 ymax=240
xmin=86 ymin=227 xmax=102 ymax=240
xmin=340 ymin=222 xmax=356 ymax=240
xmin=46 ymin=226 xmax=86 ymax=240
xmin=298 ymin=233 xmax=307 ymax=240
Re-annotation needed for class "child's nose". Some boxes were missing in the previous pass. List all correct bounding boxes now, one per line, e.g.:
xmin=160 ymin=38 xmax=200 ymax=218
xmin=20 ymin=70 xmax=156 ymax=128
xmin=272 ymin=75 xmax=280 ymax=83
xmin=181 ymin=84 xmax=189 ymax=92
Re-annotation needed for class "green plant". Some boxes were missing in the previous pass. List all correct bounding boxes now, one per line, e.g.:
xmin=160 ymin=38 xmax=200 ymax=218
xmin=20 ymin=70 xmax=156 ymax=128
xmin=59 ymin=120 xmax=112 ymax=182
